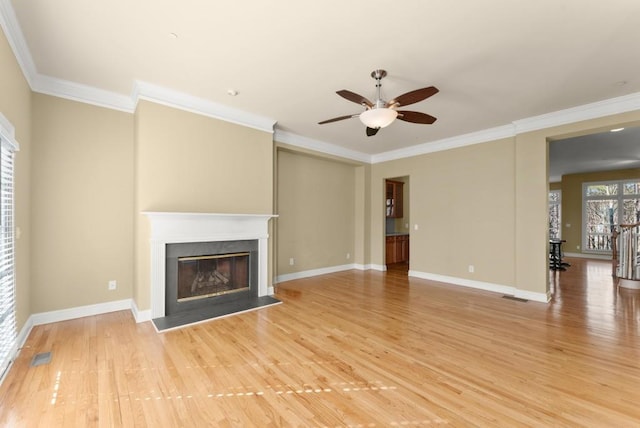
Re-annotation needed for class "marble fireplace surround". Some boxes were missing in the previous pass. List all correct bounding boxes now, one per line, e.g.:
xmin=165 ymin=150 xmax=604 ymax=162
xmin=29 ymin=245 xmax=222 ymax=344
xmin=143 ymin=212 xmax=277 ymax=319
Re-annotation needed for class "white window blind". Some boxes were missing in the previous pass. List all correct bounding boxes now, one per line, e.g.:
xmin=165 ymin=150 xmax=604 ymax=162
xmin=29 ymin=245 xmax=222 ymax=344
xmin=0 ymin=114 xmax=18 ymax=379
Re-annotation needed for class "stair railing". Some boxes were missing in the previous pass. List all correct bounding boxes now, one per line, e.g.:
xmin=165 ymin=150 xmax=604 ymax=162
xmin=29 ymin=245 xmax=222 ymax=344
xmin=612 ymin=222 xmax=640 ymax=286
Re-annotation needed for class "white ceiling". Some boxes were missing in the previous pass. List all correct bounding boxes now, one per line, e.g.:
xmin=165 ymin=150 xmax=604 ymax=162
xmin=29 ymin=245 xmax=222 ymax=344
xmin=4 ymin=0 xmax=640 ymax=163
xmin=549 ymin=127 xmax=640 ymax=182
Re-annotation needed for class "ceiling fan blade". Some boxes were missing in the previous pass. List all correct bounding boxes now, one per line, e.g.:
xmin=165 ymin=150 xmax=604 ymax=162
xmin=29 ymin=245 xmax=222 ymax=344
xmin=388 ymin=86 xmax=439 ymax=107
xmin=337 ymin=90 xmax=374 ymax=108
xmin=366 ymin=127 xmax=380 ymax=137
xmin=397 ymin=110 xmax=437 ymax=124
xmin=318 ymin=114 xmax=359 ymax=125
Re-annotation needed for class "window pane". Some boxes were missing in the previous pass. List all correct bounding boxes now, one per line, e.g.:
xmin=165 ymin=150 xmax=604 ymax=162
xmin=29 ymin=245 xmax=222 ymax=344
xmin=623 ymin=181 xmax=640 ymax=195
xmin=585 ymin=200 xmax=617 ymax=251
xmin=622 ymin=198 xmax=640 ymax=224
xmin=586 ymin=183 xmax=618 ymax=196
xmin=549 ymin=203 xmax=561 ymax=239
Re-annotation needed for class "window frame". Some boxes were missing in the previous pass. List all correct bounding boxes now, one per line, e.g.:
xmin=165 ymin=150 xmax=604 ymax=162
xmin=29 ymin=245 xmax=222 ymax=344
xmin=582 ymin=179 xmax=640 ymax=254
xmin=0 ymin=113 xmax=19 ymax=380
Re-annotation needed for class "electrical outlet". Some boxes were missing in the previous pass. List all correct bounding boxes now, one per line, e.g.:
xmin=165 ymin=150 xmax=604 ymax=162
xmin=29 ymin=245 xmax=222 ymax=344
xmin=468 ymin=265 xmax=475 ymax=273
xmin=289 ymin=258 xmax=295 ymax=266
xmin=346 ymin=253 xmax=351 ymax=259
xmin=108 ymin=280 xmax=117 ymax=291
xmin=414 ymin=224 xmax=419 ymax=230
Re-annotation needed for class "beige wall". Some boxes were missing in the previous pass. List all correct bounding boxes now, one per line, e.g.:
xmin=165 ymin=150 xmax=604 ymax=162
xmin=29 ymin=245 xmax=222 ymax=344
xmin=559 ymin=168 xmax=640 ymax=254
xmin=133 ymin=101 xmax=274 ymax=310
xmin=276 ymin=149 xmax=356 ymax=274
xmin=354 ymin=164 xmax=371 ymax=266
xmin=30 ymin=94 xmax=134 ymax=312
xmin=372 ymin=139 xmax=517 ymax=287
xmin=514 ymin=131 xmax=548 ymax=295
xmin=0 ymin=28 xmax=32 ymax=329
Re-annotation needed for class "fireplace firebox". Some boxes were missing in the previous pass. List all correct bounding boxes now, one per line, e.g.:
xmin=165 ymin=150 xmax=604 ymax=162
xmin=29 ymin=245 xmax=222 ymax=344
xmin=165 ymin=239 xmax=258 ymax=316
xmin=177 ymin=252 xmax=249 ymax=301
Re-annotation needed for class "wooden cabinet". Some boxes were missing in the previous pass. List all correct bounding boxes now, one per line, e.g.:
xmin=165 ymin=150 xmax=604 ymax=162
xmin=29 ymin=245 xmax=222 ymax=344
xmin=386 ymin=180 xmax=403 ymax=218
xmin=385 ymin=236 xmax=396 ymax=264
xmin=397 ymin=234 xmax=409 ymax=262
xmin=385 ymin=234 xmax=409 ymax=265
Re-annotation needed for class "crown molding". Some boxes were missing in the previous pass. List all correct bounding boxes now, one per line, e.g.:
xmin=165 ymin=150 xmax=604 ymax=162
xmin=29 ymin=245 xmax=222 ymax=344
xmin=0 ymin=0 xmax=275 ymax=132
xmin=274 ymin=130 xmax=372 ymax=163
xmin=371 ymin=125 xmax=515 ymax=164
xmin=132 ymin=81 xmax=276 ymax=133
xmin=514 ymin=91 xmax=640 ymax=134
xmin=372 ymin=92 xmax=640 ymax=164
xmin=32 ymin=74 xmax=136 ymax=113
xmin=0 ymin=0 xmax=36 ymax=87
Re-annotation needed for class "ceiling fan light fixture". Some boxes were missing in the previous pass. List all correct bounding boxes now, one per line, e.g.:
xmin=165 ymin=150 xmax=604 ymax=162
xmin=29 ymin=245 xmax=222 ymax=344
xmin=359 ymin=108 xmax=398 ymax=129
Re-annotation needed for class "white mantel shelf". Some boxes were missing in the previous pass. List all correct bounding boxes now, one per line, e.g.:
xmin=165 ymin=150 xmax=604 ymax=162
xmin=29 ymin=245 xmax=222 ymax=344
xmin=143 ymin=211 xmax=278 ymax=319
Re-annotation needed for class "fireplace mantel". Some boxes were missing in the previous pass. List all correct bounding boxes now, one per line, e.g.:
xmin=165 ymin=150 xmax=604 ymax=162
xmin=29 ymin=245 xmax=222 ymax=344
xmin=143 ymin=212 xmax=277 ymax=318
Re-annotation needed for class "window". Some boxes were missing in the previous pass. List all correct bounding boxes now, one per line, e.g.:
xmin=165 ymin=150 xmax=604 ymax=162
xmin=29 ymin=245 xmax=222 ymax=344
xmin=583 ymin=180 xmax=640 ymax=252
xmin=549 ymin=190 xmax=561 ymax=239
xmin=0 ymin=114 xmax=18 ymax=378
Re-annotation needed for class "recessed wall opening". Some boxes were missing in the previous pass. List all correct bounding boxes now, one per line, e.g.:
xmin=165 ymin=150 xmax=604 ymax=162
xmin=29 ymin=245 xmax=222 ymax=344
xmin=385 ymin=175 xmax=410 ymax=274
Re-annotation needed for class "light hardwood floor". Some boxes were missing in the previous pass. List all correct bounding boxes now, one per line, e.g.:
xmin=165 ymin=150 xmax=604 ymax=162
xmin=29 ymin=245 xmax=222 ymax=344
xmin=1 ymin=258 xmax=639 ymax=426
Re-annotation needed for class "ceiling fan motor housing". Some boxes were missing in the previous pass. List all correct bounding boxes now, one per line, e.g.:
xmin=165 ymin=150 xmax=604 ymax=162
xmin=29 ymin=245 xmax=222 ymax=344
xmin=371 ymin=69 xmax=387 ymax=80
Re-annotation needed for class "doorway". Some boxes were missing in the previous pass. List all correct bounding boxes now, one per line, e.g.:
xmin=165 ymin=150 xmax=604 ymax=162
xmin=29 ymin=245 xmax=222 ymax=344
xmin=385 ymin=176 xmax=410 ymax=273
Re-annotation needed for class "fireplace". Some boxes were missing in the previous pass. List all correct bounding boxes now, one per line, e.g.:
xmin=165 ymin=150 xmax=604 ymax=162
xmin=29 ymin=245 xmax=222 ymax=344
xmin=144 ymin=212 xmax=277 ymax=320
xmin=165 ymin=239 xmax=258 ymax=316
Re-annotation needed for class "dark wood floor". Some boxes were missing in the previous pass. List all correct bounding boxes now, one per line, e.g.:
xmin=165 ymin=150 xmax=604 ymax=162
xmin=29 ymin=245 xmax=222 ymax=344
xmin=1 ymin=257 xmax=639 ymax=426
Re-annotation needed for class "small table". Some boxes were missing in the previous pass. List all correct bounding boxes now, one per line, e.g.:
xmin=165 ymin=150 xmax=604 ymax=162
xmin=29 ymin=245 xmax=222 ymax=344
xmin=549 ymin=239 xmax=568 ymax=271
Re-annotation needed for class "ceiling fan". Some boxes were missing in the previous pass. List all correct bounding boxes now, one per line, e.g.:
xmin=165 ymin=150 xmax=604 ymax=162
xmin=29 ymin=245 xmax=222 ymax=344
xmin=318 ymin=69 xmax=439 ymax=137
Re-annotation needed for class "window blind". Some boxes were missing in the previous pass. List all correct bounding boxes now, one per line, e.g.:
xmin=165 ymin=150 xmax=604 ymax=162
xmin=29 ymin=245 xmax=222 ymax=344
xmin=0 ymin=128 xmax=17 ymax=378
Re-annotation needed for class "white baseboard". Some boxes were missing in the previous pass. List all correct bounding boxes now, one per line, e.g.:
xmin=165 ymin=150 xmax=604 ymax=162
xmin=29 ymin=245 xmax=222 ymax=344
xmin=16 ymin=316 xmax=34 ymax=351
xmin=514 ymin=289 xmax=551 ymax=302
xmin=274 ymin=264 xmax=356 ymax=284
xmin=30 ymin=299 xmax=133 ymax=326
xmin=352 ymin=263 xmax=369 ymax=271
xmin=272 ymin=264 xmax=550 ymax=303
xmin=408 ymin=270 xmax=549 ymax=303
xmin=11 ymin=265 xmax=550 ymax=357
xmin=130 ymin=299 xmax=152 ymax=323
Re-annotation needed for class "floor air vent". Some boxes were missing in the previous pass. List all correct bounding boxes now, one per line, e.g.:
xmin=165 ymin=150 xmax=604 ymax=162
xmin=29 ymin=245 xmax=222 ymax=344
xmin=502 ymin=295 xmax=529 ymax=303
xmin=30 ymin=352 xmax=52 ymax=367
